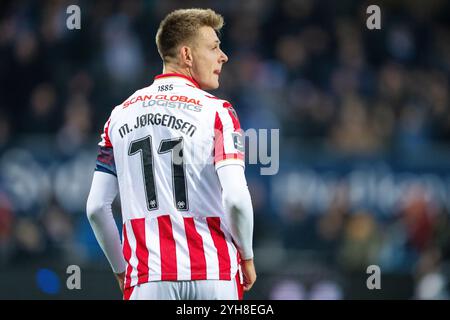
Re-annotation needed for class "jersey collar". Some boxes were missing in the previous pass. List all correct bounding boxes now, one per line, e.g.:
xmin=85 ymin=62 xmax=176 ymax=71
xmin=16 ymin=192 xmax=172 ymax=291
xmin=154 ymin=73 xmax=200 ymax=89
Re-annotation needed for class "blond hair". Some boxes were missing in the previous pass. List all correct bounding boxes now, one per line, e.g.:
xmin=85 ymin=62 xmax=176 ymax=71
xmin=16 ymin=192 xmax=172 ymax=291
xmin=156 ymin=8 xmax=224 ymax=63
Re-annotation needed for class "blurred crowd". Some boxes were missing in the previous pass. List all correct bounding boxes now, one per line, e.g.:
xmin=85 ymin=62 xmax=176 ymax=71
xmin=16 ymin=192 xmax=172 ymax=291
xmin=1 ymin=0 xmax=450 ymax=299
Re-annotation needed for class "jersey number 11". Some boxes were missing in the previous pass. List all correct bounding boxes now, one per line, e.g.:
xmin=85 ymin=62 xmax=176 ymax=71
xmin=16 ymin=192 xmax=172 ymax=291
xmin=128 ymin=135 xmax=189 ymax=211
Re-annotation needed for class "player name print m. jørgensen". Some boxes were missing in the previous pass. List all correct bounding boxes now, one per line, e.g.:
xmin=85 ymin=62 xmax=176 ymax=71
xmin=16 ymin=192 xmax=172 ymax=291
xmin=118 ymin=112 xmax=198 ymax=139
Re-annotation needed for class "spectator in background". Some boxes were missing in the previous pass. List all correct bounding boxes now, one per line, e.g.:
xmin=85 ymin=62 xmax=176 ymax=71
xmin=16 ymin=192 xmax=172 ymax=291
xmin=337 ymin=210 xmax=382 ymax=272
xmin=0 ymin=191 xmax=14 ymax=265
xmin=21 ymin=83 xmax=60 ymax=134
xmin=0 ymin=112 xmax=12 ymax=152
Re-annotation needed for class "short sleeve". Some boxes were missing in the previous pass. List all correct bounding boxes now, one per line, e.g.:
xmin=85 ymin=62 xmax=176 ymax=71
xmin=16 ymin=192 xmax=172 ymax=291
xmin=214 ymin=102 xmax=245 ymax=170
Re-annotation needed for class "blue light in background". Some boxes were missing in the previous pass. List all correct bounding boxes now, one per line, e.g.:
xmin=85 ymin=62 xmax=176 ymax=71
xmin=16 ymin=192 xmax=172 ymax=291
xmin=36 ymin=268 xmax=60 ymax=295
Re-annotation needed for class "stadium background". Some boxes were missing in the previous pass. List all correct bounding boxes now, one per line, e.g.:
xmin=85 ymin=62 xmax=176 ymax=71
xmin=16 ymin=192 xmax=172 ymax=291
xmin=1 ymin=0 xmax=450 ymax=299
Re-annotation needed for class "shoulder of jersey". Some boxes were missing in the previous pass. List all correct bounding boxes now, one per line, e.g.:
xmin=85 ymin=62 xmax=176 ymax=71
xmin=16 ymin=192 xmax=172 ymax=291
xmin=191 ymin=87 xmax=235 ymax=111
xmin=110 ymin=88 xmax=145 ymax=115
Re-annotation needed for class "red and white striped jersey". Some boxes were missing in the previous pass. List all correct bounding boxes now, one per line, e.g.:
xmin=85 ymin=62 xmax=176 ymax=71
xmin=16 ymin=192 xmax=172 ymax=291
xmin=95 ymin=73 xmax=245 ymax=289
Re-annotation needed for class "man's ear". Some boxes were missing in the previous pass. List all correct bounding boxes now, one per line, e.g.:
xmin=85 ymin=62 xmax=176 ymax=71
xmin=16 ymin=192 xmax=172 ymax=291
xmin=180 ymin=46 xmax=193 ymax=68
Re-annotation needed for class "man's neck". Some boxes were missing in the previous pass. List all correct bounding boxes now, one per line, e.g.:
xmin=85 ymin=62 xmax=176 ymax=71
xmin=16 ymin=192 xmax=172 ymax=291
xmin=159 ymin=64 xmax=200 ymax=89
xmin=162 ymin=64 xmax=191 ymax=78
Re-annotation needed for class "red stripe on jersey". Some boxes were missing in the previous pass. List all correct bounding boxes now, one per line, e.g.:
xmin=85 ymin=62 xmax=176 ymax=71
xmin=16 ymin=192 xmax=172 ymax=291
xmin=236 ymin=251 xmax=243 ymax=299
xmin=223 ymin=101 xmax=232 ymax=108
xmin=217 ymin=153 xmax=244 ymax=161
xmin=207 ymin=217 xmax=231 ymax=280
xmin=122 ymin=223 xmax=133 ymax=289
xmin=103 ymin=118 xmax=112 ymax=148
xmin=130 ymin=218 xmax=149 ymax=284
xmin=123 ymin=286 xmax=134 ymax=300
xmin=183 ymin=217 xmax=207 ymax=280
xmin=157 ymin=215 xmax=178 ymax=280
xmin=214 ymin=112 xmax=226 ymax=164
xmin=235 ymin=269 xmax=244 ymax=300
xmin=225 ymin=103 xmax=243 ymax=161
xmin=227 ymin=109 xmax=241 ymax=131
xmin=223 ymin=101 xmax=241 ymax=132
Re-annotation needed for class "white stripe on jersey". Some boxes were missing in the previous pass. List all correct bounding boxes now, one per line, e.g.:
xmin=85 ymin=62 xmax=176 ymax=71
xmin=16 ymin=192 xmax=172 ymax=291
xmin=193 ymin=217 xmax=220 ymax=278
xmin=170 ymin=215 xmax=192 ymax=280
xmin=146 ymin=218 xmax=162 ymax=281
